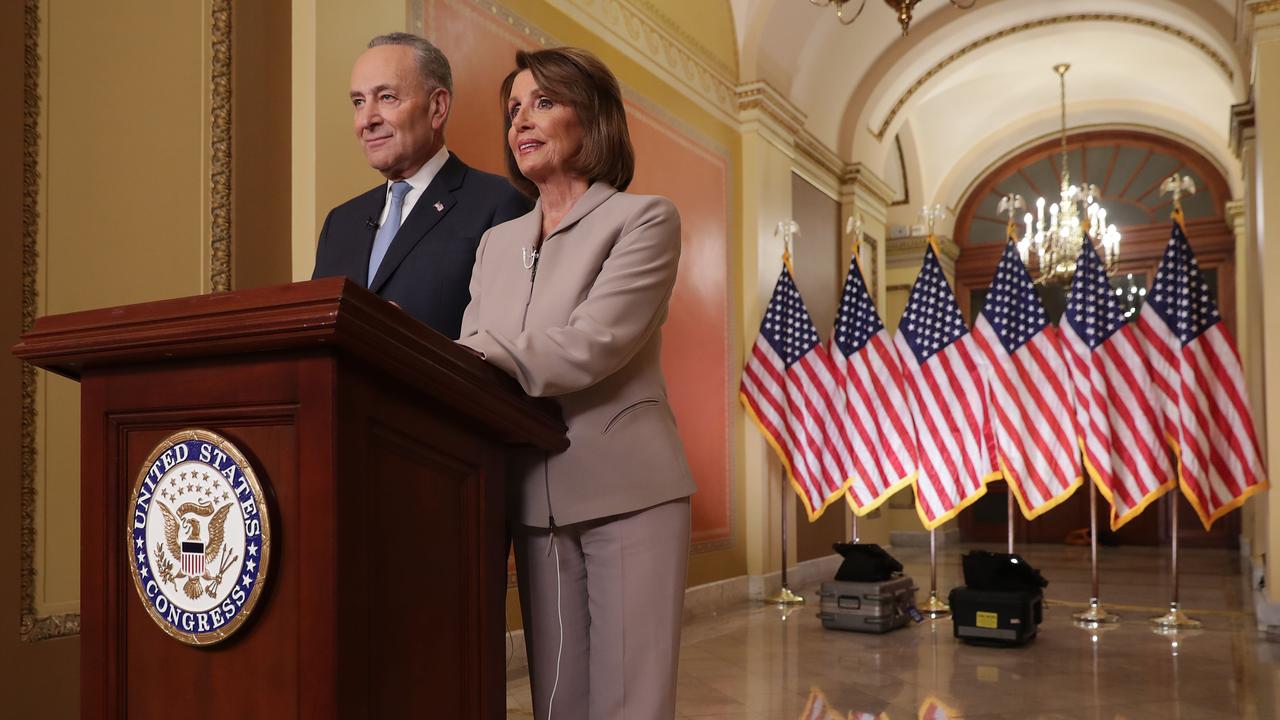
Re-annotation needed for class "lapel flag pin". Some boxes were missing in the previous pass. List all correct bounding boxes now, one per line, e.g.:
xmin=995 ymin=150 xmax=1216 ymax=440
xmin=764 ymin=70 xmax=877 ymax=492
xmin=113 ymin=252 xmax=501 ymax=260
xmin=434 ymin=201 xmax=444 ymax=212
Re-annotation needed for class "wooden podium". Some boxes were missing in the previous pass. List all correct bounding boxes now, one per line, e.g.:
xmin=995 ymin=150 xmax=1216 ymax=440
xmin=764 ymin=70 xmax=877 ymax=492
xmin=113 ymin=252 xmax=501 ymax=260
xmin=13 ymin=278 xmax=566 ymax=719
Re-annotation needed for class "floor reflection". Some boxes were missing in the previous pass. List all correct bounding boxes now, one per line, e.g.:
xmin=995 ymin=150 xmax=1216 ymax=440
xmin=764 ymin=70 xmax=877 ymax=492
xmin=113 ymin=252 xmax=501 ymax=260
xmin=506 ymin=544 xmax=1280 ymax=719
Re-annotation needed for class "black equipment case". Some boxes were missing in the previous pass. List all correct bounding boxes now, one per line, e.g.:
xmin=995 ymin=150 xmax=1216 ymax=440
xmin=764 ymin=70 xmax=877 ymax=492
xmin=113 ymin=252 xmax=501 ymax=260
xmin=818 ymin=576 xmax=916 ymax=634
xmin=948 ymin=586 xmax=1043 ymax=646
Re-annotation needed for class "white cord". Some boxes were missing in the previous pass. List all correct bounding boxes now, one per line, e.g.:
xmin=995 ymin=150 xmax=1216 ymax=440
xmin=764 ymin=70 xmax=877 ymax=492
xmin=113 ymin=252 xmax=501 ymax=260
xmin=546 ymin=534 xmax=564 ymax=720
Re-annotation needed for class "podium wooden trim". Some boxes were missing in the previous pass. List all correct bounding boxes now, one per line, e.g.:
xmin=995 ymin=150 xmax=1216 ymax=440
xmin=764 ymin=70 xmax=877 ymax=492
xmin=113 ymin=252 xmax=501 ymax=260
xmin=14 ymin=278 xmax=565 ymax=719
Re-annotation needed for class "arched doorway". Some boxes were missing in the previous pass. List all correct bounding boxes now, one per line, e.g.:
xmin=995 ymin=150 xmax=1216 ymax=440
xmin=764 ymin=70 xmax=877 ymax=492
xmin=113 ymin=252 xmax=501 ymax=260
xmin=953 ymin=130 xmax=1239 ymax=548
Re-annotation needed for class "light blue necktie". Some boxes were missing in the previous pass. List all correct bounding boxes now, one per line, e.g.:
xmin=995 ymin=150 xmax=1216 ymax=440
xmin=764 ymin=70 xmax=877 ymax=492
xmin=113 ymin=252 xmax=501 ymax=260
xmin=368 ymin=180 xmax=412 ymax=286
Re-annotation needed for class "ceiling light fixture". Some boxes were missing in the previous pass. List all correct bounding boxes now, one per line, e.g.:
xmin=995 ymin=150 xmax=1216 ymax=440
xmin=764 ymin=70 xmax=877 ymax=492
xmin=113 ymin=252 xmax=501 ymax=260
xmin=808 ymin=0 xmax=977 ymax=34
xmin=1012 ymin=63 xmax=1122 ymax=285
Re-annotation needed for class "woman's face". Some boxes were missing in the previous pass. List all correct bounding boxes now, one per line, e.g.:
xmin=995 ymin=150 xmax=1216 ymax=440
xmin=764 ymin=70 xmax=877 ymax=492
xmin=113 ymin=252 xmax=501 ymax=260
xmin=507 ymin=70 xmax=585 ymax=187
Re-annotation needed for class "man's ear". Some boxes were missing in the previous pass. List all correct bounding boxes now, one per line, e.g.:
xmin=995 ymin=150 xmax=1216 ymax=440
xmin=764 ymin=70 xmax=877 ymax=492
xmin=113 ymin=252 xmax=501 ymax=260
xmin=431 ymin=87 xmax=452 ymax=130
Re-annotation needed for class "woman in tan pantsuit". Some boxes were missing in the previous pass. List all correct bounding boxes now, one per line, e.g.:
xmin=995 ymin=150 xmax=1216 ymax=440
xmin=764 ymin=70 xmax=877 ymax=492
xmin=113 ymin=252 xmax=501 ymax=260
xmin=457 ymin=47 xmax=696 ymax=720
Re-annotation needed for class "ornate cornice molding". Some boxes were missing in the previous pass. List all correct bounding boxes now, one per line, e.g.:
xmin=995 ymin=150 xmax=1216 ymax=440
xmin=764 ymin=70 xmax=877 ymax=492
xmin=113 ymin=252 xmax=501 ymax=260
xmin=1225 ymin=199 xmax=1246 ymax=235
xmin=210 ymin=0 xmax=231 ymax=292
xmin=1230 ymin=100 xmax=1256 ymax=161
xmin=1248 ymin=0 xmax=1280 ymax=16
xmin=869 ymin=14 xmax=1235 ymax=141
xmin=736 ymin=80 xmax=806 ymax=150
xmin=886 ymin=235 xmax=960 ymax=266
xmin=628 ymin=0 xmax=736 ymax=79
xmin=841 ymin=162 xmax=896 ymax=208
xmin=795 ymin=130 xmax=844 ymax=184
xmin=21 ymin=0 xmax=80 ymax=643
xmin=555 ymin=0 xmax=737 ymax=124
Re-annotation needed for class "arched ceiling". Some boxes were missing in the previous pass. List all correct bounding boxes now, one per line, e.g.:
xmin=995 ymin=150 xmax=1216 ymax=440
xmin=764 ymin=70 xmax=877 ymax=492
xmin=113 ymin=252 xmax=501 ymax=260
xmin=729 ymin=0 xmax=1245 ymax=210
xmin=960 ymin=131 xmax=1227 ymax=247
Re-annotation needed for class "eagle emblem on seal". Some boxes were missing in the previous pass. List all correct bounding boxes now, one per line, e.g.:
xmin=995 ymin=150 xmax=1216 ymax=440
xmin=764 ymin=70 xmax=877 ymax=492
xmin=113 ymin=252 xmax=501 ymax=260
xmin=157 ymin=499 xmax=237 ymax=600
xmin=127 ymin=429 xmax=272 ymax=646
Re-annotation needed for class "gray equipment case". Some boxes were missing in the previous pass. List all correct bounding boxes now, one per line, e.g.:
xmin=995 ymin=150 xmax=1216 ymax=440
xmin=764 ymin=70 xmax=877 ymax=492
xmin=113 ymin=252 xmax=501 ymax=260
xmin=818 ymin=576 xmax=917 ymax=633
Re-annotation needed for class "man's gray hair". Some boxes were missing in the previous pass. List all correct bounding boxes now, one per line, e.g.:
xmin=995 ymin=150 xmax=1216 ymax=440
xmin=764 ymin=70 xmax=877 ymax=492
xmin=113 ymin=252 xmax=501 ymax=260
xmin=368 ymin=32 xmax=453 ymax=94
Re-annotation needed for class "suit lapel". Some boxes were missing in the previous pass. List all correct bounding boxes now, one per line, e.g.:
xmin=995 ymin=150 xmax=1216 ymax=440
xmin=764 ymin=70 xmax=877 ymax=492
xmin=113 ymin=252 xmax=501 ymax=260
xmin=543 ymin=182 xmax=616 ymax=242
xmin=345 ymin=185 xmax=385 ymax=288
xmin=369 ymin=154 xmax=467 ymax=293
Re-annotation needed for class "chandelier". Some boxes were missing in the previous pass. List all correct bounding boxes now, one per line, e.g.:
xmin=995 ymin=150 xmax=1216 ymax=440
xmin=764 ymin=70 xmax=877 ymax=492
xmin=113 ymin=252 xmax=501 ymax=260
xmin=1011 ymin=63 xmax=1121 ymax=285
xmin=808 ymin=0 xmax=976 ymax=34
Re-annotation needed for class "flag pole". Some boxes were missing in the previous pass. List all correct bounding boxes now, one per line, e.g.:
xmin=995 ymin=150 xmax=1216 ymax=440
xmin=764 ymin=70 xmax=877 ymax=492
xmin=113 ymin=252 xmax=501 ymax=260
xmin=767 ymin=220 xmax=803 ymax=607
xmin=997 ymin=195 xmax=1026 ymax=560
xmin=1151 ymin=494 xmax=1199 ymax=628
xmin=921 ymin=528 xmax=950 ymax=618
xmin=767 ymin=473 xmax=804 ymax=605
xmin=1006 ymin=490 xmax=1015 ymax=554
xmin=1149 ymin=180 xmax=1200 ymax=629
xmin=1074 ymin=479 xmax=1119 ymax=625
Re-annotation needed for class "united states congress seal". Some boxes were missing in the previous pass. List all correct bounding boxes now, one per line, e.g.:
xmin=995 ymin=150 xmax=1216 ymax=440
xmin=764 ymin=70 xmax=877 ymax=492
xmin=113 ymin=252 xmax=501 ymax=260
xmin=127 ymin=429 xmax=271 ymax=646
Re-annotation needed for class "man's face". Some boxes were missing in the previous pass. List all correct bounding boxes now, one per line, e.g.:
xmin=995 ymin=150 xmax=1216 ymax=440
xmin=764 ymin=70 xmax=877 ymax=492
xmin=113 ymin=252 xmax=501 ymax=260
xmin=349 ymin=45 xmax=449 ymax=180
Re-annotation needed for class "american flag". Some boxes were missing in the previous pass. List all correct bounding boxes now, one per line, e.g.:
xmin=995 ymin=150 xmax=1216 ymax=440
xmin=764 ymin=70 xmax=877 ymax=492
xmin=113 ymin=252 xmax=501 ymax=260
xmin=831 ymin=249 xmax=917 ymax=514
xmin=1137 ymin=216 xmax=1266 ymax=529
xmin=740 ymin=260 xmax=855 ymax=520
xmin=972 ymin=243 xmax=1081 ymax=518
xmin=1061 ymin=240 xmax=1174 ymax=528
xmin=801 ymin=687 xmax=839 ymax=720
xmin=918 ymin=696 xmax=960 ymax=720
xmin=894 ymin=242 xmax=996 ymax=529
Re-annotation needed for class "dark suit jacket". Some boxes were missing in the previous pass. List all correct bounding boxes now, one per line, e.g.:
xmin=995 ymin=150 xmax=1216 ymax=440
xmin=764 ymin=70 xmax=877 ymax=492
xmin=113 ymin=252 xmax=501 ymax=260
xmin=312 ymin=153 xmax=531 ymax=339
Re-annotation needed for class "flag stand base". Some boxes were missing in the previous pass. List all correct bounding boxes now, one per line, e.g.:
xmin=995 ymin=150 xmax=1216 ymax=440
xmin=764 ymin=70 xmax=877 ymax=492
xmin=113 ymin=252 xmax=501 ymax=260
xmin=766 ymin=586 xmax=805 ymax=605
xmin=1150 ymin=603 xmax=1200 ymax=629
xmin=1073 ymin=598 xmax=1120 ymax=625
xmin=921 ymin=591 xmax=950 ymax=619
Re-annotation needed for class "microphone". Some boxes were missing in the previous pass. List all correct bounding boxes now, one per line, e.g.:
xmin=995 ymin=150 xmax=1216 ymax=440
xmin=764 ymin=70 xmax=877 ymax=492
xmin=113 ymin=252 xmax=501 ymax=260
xmin=365 ymin=217 xmax=377 ymax=229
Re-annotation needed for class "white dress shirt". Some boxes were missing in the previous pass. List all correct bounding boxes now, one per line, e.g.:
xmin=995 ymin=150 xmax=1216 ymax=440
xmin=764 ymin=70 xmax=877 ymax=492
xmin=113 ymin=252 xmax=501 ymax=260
xmin=378 ymin=145 xmax=451 ymax=227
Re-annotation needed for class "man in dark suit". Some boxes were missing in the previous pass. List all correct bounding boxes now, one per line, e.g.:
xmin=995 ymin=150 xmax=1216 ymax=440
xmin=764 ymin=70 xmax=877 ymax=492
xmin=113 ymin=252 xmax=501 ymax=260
xmin=312 ymin=32 xmax=530 ymax=339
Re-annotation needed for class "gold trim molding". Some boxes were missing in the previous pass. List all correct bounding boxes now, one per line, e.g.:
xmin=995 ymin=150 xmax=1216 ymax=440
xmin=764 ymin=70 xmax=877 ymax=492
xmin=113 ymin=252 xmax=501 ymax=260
xmin=628 ymin=0 xmax=736 ymax=79
xmin=1231 ymin=100 xmax=1256 ymax=160
xmin=210 ymin=0 xmax=232 ymax=292
xmin=1248 ymin=0 xmax=1280 ymax=15
xmin=887 ymin=234 xmax=960 ymax=265
xmin=796 ymin=130 xmax=845 ymax=183
xmin=870 ymin=14 xmax=1236 ymax=141
xmin=735 ymin=81 xmax=805 ymax=137
xmin=21 ymin=0 xmax=79 ymax=644
xmin=555 ymin=0 xmax=738 ymax=124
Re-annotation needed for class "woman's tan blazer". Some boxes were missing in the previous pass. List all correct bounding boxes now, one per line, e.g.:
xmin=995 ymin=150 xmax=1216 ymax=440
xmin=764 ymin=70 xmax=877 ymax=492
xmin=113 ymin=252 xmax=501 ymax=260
xmin=458 ymin=182 xmax=696 ymax=528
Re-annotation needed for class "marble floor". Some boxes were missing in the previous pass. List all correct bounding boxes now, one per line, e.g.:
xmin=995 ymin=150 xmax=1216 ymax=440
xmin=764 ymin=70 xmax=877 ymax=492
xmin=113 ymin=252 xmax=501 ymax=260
xmin=506 ymin=543 xmax=1280 ymax=719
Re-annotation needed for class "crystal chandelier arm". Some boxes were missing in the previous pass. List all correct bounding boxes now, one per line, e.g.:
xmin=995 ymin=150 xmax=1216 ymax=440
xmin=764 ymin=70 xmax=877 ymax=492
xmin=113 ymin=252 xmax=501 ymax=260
xmin=834 ymin=0 xmax=867 ymax=25
xmin=808 ymin=0 xmax=867 ymax=25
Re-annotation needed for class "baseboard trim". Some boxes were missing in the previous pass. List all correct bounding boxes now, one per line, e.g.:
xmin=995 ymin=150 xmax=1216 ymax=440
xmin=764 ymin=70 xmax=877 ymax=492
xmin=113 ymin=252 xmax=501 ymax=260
xmin=889 ymin=528 xmax=958 ymax=547
xmin=745 ymin=554 xmax=843 ymax=602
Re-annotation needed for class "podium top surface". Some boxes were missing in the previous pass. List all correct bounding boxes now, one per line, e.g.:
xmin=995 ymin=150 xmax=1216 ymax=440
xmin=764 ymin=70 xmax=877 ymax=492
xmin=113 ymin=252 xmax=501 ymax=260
xmin=12 ymin=277 xmax=566 ymax=451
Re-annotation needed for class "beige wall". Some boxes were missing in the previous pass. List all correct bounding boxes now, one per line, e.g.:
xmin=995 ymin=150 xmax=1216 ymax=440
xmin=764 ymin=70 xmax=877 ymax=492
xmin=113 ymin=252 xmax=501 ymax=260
xmin=233 ymin=0 xmax=294 ymax=290
xmin=31 ymin=0 xmax=219 ymax=623
xmin=1249 ymin=8 xmax=1280 ymax=606
xmin=3 ymin=3 xmax=77 ymax=715
xmin=291 ymin=0 xmax=408 ymax=281
xmin=23 ymin=0 xmax=218 ymax=644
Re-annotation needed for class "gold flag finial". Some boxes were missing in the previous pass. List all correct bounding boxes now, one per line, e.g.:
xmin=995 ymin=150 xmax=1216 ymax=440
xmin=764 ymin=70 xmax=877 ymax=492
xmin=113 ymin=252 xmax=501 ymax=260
xmin=1160 ymin=173 xmax=1197 ymax=229
xmin=775 ymin=220 xmax=800 ymax=275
